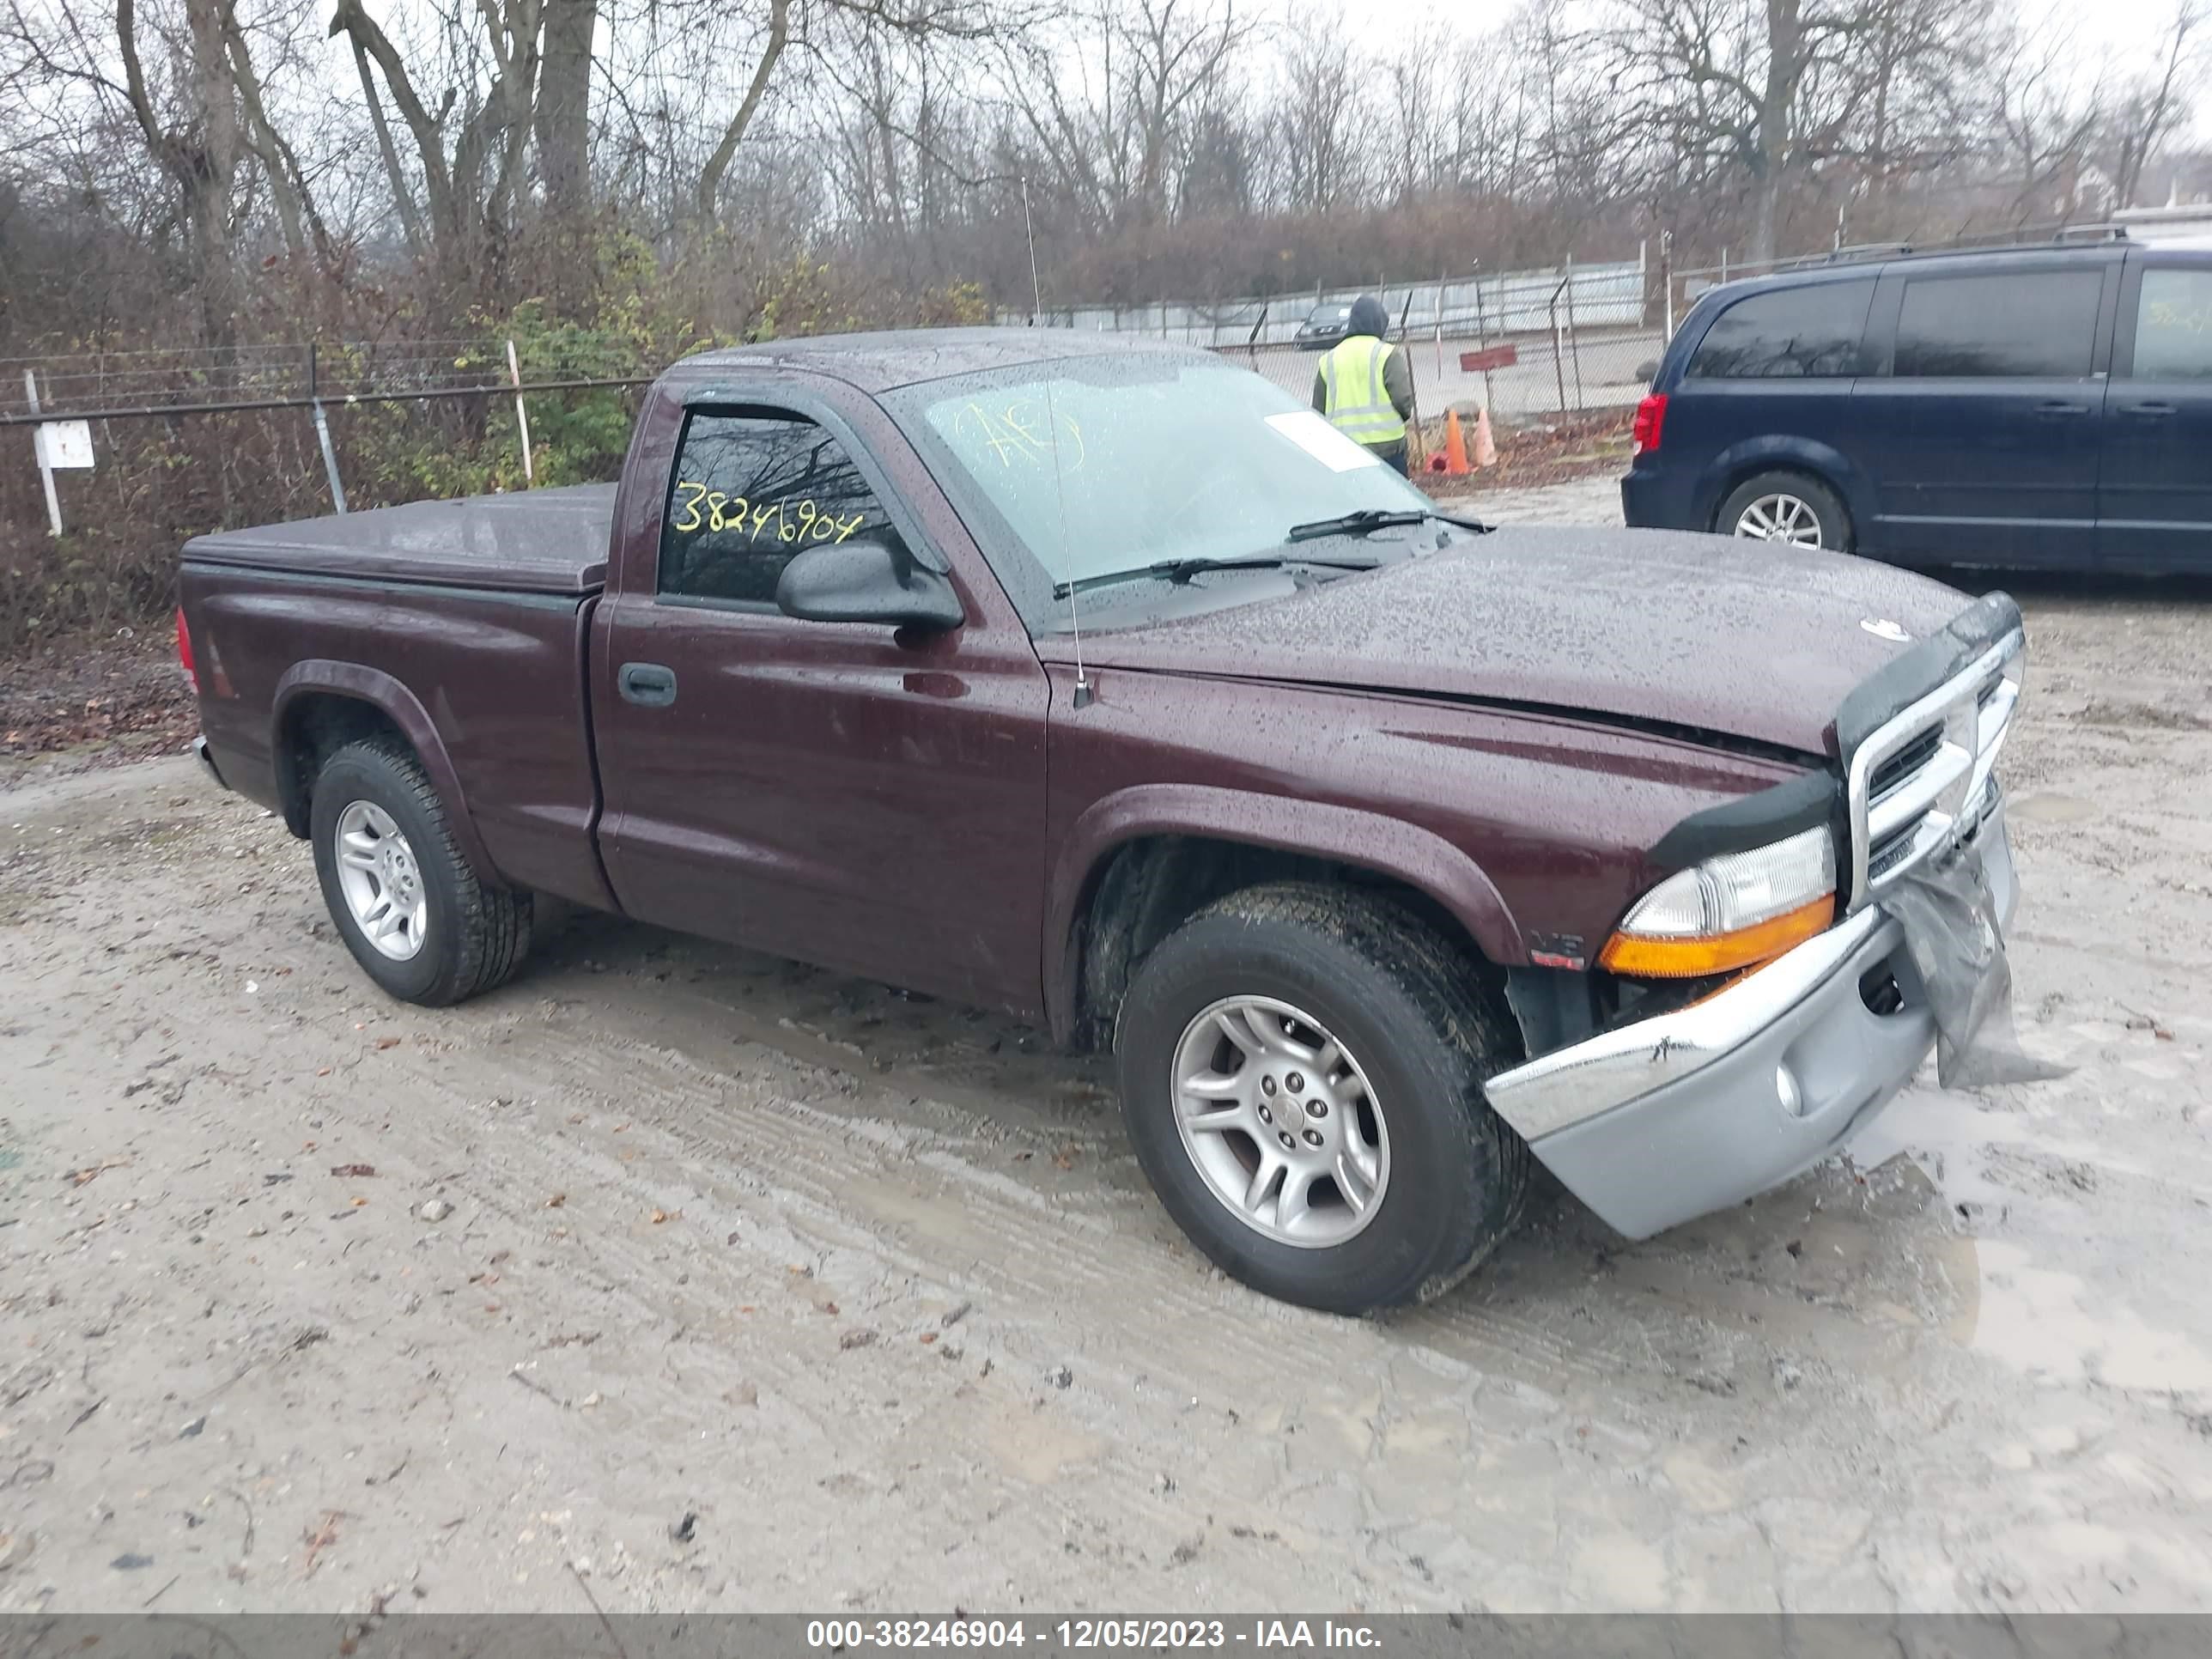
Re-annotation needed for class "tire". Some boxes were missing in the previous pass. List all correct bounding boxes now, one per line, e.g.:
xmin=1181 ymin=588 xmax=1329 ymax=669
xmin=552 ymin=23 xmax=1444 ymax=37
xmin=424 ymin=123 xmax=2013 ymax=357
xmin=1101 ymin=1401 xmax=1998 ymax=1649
xmin=1115 ymin=882 xmax=1530 ymax=1315
xmin=1717 ymin=470 xmax=1852 ymax=551
xmin=309 ymin=737 xmax=532 ymax=1006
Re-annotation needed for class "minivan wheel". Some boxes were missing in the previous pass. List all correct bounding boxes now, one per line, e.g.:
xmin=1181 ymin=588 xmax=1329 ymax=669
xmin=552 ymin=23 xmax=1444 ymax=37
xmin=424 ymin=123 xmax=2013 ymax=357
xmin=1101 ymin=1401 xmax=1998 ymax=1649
xmin=310 ymin=737 xmax=532 ymax=1006
xmin=1718 ymin=471 xmax=1851 ymax=550
xmin=1115 ymin=882 xmax=1529 ymax=1315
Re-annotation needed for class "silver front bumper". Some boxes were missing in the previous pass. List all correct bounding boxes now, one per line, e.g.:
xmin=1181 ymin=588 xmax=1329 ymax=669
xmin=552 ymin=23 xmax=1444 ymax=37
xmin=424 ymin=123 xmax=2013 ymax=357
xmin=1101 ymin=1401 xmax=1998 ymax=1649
xmin=1485 ymin=794 xmax=2016 ymax=1240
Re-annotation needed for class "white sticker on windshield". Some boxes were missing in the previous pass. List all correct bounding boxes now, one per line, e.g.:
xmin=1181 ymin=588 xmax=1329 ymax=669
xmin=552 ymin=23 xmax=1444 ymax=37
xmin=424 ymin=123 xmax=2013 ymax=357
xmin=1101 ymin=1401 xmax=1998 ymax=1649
xmin=1264 ymin=410 xmax=1382 ymax=472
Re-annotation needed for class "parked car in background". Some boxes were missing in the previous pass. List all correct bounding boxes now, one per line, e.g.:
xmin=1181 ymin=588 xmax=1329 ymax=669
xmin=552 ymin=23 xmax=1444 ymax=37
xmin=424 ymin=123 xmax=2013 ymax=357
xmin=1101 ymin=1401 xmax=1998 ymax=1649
xmin=1295 ymin=302 xmax=1355 ymax=349
xmin=1622 ymin=230 xmax=2212 ymax=571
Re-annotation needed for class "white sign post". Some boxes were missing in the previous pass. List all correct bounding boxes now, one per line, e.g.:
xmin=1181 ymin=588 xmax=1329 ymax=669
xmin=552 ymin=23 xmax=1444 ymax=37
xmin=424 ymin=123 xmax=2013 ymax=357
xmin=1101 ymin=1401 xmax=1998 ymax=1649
xmin=21 ymin=370 xmax=80 ymax=537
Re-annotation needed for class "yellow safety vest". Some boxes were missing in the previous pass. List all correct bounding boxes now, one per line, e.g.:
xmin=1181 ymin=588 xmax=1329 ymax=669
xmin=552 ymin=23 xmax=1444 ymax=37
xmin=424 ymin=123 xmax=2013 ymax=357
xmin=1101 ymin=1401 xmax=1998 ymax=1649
xmin=1319 ymin=336 xmax=1406 ymax=447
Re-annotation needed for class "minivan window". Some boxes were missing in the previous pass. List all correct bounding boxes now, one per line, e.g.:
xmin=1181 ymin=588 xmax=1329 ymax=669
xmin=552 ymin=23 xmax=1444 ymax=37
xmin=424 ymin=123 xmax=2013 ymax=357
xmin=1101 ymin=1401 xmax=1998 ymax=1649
xmin=2130 ymin=268 xmax=2212 ymax=380
xmin=1894 ymin=270 xmax=2102 ymax=379
xmin=1686 ymin=280 xmax=1874 ymax=379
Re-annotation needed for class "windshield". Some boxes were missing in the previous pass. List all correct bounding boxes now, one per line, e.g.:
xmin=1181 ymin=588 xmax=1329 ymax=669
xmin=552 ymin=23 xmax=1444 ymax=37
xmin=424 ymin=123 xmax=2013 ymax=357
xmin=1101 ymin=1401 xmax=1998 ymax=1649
xmin=886 ymin=352 xmax=1435 ymax=629
xmin=1310 ymin=305 xmax=1351 ymax=324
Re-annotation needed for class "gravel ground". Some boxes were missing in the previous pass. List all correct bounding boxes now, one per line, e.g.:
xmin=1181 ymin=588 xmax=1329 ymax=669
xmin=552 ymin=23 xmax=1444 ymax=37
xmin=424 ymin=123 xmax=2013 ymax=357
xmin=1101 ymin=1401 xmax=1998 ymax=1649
xmin=3 ymin=483 xmax=2211 ymax=1616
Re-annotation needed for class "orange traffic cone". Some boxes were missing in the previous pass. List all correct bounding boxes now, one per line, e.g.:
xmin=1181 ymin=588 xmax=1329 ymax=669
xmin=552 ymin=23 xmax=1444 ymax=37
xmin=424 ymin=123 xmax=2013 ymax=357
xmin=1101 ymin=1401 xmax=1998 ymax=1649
xmin=1440 ymin=408 xmax=1471 ymax=477
xmin=1472 ymin=406 xmax=1498 ymax=469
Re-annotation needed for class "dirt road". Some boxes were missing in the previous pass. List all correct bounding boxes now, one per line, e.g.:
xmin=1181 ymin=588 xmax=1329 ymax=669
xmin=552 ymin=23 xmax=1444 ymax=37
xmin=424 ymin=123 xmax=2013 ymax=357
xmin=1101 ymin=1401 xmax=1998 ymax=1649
xmin=4 ymin=500 xmax=2211 ymax=1615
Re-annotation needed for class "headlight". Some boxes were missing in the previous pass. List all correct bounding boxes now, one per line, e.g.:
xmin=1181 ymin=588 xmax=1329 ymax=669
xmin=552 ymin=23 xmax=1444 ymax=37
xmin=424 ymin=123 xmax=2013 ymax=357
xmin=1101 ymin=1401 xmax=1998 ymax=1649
xmin=1598 ymin=826 xmax=1837 ymax=978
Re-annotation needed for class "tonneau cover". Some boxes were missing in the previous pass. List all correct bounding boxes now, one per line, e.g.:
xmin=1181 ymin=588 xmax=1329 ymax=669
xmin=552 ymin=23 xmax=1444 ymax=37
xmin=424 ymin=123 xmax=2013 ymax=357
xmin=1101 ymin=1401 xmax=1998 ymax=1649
xmin=180 ymin=483 xmax=614 ymax=596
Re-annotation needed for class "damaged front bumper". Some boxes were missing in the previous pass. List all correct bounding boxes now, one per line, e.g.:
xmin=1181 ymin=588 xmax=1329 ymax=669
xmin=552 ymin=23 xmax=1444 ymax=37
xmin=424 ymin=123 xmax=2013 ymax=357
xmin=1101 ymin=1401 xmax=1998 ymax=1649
xmin=1484 ymin=790 xmax=2016 ymax=1241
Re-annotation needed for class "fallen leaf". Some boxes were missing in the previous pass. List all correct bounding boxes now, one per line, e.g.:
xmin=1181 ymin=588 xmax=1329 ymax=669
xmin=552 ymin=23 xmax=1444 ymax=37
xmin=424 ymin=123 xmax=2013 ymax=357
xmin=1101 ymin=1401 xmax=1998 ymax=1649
xmin=921 ymin=1332 xmax=938 ymax=1345
xmin=350 ymin=1197 xmax=368 ymax=1208
xmin=374 ymin=1036 xmax=401 ymax=1051
xmin=545 ymin=1193 xmax=566 ymax=1208
xmin=301 ymin=1510 xmax=343 ymax=1576
xmin=648 ymin=1208 xmax=680 ymax=1224
xmin=330 ymin=1164 xmax=376 ymax=1178
xmin=315 ymin=1067 xmax=333 ymax=1078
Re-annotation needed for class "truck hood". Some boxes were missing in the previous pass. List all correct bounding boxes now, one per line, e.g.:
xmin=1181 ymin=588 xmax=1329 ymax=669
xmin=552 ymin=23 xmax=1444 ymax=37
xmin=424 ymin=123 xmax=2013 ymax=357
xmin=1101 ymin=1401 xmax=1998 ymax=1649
xmin=1046 ymin=526 xmax=1970 ymax=757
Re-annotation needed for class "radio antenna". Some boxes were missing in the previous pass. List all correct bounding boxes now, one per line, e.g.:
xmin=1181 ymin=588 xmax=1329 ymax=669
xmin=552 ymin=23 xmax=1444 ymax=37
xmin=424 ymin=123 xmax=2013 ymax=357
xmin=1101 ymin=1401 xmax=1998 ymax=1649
xmin=1024 ymin=172 xmax=1091 ymax=709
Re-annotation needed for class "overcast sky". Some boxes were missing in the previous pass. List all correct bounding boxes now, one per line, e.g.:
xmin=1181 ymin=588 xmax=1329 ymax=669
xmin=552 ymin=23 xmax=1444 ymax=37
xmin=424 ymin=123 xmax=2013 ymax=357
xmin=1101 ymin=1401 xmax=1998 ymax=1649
xmin=1261 ymin=0 xmax=2212 ymax=146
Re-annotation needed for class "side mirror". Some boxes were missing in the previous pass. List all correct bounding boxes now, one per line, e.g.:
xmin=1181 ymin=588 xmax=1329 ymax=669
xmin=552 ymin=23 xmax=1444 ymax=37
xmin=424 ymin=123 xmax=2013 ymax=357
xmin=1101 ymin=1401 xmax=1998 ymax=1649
xmin=775 ymin=540 xmax=963 ymax=632
xmin=1634 ymin=357 xmax=1660 ymax=384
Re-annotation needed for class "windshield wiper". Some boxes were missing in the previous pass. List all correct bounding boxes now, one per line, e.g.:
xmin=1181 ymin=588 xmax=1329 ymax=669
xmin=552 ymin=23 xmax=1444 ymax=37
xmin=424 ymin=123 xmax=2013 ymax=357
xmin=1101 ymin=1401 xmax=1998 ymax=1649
xmin=1285 ymin=507 xmax=1443 ymax=544
xmin=1052 ymin=553 xmax=1381 ymax=599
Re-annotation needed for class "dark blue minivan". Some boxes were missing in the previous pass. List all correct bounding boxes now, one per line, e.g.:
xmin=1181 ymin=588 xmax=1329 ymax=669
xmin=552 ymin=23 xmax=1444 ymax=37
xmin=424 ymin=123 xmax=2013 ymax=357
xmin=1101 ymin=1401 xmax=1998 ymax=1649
xmin=1621 ymin=236 xmax=2212 ymax=569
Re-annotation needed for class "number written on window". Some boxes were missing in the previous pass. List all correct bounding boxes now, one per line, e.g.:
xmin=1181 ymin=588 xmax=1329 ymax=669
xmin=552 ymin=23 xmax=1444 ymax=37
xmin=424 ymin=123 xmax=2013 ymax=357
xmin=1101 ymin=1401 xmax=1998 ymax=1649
xmin=668 ymin=483 xmax=866 ymax=545
xmin=659 ymin=413 xmax=904 ymax=605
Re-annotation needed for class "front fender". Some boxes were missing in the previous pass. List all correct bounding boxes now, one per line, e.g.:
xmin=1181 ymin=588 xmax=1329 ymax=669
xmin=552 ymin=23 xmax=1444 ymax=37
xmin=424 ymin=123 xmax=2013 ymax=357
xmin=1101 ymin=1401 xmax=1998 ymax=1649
xmin=1043 ymin=782 xmax=1527 ymax=1033
xmin=1693 ymin=434 xmax=1873 ymax=539
xmin=270 ymin=660 xmax=501 ymax=884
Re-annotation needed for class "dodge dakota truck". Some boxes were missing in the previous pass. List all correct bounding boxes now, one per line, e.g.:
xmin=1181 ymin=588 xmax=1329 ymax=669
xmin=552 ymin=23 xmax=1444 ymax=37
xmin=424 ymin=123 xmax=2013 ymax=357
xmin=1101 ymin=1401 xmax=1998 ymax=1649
xmin=178 ymin=329 xmax=2025 ymax=1314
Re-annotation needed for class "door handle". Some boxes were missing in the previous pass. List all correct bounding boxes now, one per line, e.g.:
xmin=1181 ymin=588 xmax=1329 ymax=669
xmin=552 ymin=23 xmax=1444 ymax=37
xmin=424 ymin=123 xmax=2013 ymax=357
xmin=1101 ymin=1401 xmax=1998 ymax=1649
xmin=2035 ymin=400 xmax=2090 ymax=416
xmin=2121 ymin=400 xmax=2177 ymax=417
xmin=618 ymin=661 xmax=678 ymax=708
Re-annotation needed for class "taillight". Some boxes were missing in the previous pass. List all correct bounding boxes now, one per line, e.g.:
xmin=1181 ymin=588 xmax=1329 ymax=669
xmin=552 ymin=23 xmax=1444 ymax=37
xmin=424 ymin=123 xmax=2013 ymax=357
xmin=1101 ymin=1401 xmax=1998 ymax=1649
xmin=1632 ymin=392 xmax=1668 ymax=454
xmin=176 ymin=605 xmax=198 ymax=694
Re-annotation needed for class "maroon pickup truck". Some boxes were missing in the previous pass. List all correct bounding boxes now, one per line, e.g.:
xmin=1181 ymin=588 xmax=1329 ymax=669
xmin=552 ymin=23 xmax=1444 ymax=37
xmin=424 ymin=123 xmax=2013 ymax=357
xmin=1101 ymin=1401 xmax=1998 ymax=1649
xmin=179 ymin=330 xmax=2025 ymax=1313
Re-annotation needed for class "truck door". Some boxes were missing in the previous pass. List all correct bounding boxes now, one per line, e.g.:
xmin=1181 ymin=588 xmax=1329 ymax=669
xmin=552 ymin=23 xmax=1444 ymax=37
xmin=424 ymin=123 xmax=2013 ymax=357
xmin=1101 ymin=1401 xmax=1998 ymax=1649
xmin=1850 ymin=257 xmax=2117 ymax=566
xmin=592 ymin=385 xmax=1052 ymax=1017
xmin=2098 ymin=255 xmax=2212 ymax=570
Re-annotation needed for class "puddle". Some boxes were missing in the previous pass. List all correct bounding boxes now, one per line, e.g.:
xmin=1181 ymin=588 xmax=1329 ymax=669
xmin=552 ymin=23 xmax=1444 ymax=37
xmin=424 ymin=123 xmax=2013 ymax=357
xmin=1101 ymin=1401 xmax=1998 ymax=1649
xmin=1850 ymin=1091 xmax=2212 ymax=1399
xmin=1970 ymin=1238 xmax=2212 ymax=1395
xmin=2007 ymin=792 xmax=2099 ymax=823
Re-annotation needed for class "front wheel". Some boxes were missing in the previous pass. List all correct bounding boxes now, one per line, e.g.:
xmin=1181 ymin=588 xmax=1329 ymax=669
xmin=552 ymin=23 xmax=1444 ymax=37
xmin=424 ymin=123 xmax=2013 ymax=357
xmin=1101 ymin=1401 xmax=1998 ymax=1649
xmin=1115 ymin=883 xmax=1529 ymax=1314
xmin=1717 ymin=470 xmax=1852 ymax=551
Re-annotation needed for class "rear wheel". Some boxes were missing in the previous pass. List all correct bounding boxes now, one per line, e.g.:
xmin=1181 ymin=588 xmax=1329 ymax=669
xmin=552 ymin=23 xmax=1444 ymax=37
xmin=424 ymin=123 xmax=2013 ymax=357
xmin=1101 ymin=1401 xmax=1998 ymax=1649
xmin=1718 ymin=470 xmax=1851 ymax=550
xmin=310 ymin=738 xmax=532 ymax=1006
xmin=1115 ymin=883 xmax=1529 ymax=1314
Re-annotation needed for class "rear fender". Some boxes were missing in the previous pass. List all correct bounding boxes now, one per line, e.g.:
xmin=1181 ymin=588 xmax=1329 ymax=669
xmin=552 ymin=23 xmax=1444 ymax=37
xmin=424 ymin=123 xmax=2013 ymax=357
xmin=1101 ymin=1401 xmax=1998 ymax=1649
xmin=270 ymin=661 xmax=500 ymax=883
xmin=1045 ymin=783 xmax=1525 ymax=1036
xmin=1694 ymin=436 xmax=1871 ymax=538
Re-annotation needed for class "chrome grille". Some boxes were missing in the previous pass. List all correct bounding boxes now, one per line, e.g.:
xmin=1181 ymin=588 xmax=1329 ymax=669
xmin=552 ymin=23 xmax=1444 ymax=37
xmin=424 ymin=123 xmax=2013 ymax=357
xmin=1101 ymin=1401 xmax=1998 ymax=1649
xmin=1844 ymin=630 xmax=2024 ymax=908
xmin=1869 ymin=725 xmax=1943 ymax=799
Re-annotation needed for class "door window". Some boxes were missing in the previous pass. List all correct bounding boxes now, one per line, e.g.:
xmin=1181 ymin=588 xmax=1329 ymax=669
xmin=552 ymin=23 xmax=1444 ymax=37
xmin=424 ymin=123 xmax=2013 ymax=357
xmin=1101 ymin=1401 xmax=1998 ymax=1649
xmin=1686 ymin=279 xmax=1875 ymax=379
xmin=660 ymin=411 xmax=906 ymax=605
xmin=2129 ymin=268 xmax=2212 ymax=380
xmin=1893 ymin=270 xmax=2102 ymax=378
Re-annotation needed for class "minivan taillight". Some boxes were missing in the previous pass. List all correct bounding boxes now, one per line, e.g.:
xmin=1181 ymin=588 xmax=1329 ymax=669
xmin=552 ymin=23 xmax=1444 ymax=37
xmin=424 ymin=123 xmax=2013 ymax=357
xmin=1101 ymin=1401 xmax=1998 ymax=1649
xmin=1632 ymin=392 xmax=1668 ymax=454
xmin=176 ymin=605 xmax=198 ymax=695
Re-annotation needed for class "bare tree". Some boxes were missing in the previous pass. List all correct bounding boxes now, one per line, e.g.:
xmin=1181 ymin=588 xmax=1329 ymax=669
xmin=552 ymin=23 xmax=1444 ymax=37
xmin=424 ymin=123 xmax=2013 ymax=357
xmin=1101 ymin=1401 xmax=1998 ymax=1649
xmin=1987 ymin=20 xmax=2108 ymax=222
xmin=1268 ymin=12 xmax=1364 ymax=214
xmin=1000 ymin=0 xmax=1252 ymax=230
xmin=1595 ymin=0 xmax=1986 ymax=265
xmin=2106 ymin=0 xmax=2207 ymax=206
xmin=327 ymin=0 xmax=544 ymax=282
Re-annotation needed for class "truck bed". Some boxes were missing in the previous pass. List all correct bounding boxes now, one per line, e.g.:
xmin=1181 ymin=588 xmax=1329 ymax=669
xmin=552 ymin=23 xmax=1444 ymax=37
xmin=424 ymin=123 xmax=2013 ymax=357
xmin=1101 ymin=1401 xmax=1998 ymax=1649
xmin=181 ymin=483 xmax=615 ymax=596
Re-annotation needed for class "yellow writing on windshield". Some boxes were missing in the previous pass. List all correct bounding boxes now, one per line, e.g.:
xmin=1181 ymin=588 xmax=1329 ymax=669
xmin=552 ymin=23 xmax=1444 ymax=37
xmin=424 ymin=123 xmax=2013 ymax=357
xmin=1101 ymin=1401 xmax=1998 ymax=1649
xmin=670 ymin=480 xmax=865 ymax=544
xmin=950 ymin=399 xmax=1086 ymax=472
xmin=2147 ymin=300 xmax=2211 ymax=335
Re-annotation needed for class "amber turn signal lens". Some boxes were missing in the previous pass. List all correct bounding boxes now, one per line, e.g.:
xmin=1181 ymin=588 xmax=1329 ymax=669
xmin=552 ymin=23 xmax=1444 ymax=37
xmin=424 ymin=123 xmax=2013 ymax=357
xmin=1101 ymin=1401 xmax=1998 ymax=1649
xmin=1597 ymin=893 xmax=1837 ymax=979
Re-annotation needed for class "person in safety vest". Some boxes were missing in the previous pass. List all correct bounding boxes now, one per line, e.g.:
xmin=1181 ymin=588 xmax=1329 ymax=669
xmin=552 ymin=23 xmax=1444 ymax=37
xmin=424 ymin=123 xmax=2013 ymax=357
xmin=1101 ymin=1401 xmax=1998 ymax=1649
xmin=1310 ymin=293 xmax=1413 ymax=475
